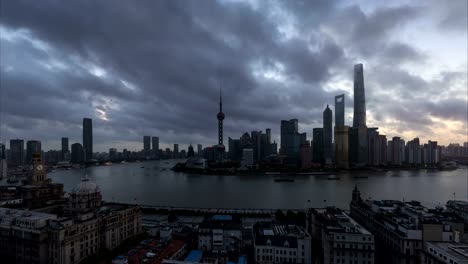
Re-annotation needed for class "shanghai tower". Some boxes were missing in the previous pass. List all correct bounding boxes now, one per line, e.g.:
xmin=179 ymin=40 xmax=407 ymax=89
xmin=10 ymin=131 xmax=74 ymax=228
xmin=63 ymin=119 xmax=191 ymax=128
xmin=353 ymin=63 xmax=366 ymax=127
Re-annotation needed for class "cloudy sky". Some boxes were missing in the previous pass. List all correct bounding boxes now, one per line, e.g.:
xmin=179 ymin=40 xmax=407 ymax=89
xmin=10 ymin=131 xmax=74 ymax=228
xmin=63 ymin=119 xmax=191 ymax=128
xmin=0 ymin=0 xmax=467 ymax=152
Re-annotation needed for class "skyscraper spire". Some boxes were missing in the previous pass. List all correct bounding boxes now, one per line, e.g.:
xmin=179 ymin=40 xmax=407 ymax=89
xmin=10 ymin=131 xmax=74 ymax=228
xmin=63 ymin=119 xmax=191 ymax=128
xmin=217 ymin=84 xmax=225 ymax=147
xmin=219 ymin=85 xmax=222 ymax=113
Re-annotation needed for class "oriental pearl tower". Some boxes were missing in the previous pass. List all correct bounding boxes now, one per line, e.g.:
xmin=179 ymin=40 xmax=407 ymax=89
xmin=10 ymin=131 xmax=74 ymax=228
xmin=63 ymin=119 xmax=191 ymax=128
xmin=216 ymin=88 xmax=225 ymax=160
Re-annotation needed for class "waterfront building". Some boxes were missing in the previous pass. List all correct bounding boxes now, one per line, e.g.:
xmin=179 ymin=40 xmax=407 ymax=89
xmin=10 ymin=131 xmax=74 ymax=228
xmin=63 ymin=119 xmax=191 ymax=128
xmin=143 ymin=136 xmax=151 ymax=159
xmin=349 ymin=126 xmax=368 ymax=166
xmin=253 ymin=221 xmax=312 ymax=264
xmin=350 ymin=187 xmax=464 ymax=263
xmin=71 ymin=143 xmax=84 ymax=164
xmin=379 ymin=135 xmax=388 ymax=165
xmin=251 ymin=130 xmax=263 ymax=163
xmin=197 ymin=144 xmax=203 ymax=157
xmin=299 ymin=141 xmax=312 ymax=169
xmin=335 ymin=94 xmax=345 ymax=127
xmin=388 ymin=137 xmax=405 ymax=165
xmin=109 ymin=148 xmax=117 ymax=160
xmin=420 ymin=242 xmax=468 ymax=264
xmin=173 ymin=144 xmax=179 ymax=159
xmin=152 ymin=136 xmax=159 ymax=158
xmin=241 ymin=148 xmax=254 ymax=168
xmin=228 ymin=137 xmax=242 ymax=161
xmin=312 ymin=128 xmax=324 ymax=164
xmin=367 ymin=128 xmax=381 ymax=166
xmin=323 ymin=105 xmax=333 ymax=165
xmin=82 ymin=118 xmax=93 ymax=161
xmin=311 ymin=207 xmax=375 ymax=264
xmin=406 ymin=138 xmax=421 ymax=165
xmin=281 ymin=119 xmax=306 ymax=161
xmin=428 ymin=140 xmax=439 ymax=165
xmin=334 ymin=125 xmax=349 ymax=169
xmin=61 ymin=137 xmax=69 ymax=161
xmin=446 ymin=200 xmax=468 ymax=224
xmin=10 ymin=139 xmax=24 ymax=167
xmin=0 ymin=159 xmax=6 ymax=179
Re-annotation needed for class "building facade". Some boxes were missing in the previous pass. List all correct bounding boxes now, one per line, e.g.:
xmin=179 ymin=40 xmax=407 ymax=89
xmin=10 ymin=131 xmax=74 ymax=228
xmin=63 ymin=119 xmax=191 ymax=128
xmin=82 ymin=118 xmax=93 ymax=161
xmin=323 ymin=105 xmax=333 ymax=165
xmin=10 ymin=139 xmax=24 ymax=167
xmin=253 ymin=222 xmax=312 ymax=264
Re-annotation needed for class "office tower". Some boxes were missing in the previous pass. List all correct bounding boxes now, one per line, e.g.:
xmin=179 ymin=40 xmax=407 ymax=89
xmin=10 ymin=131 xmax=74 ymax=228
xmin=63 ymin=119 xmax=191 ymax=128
xmin=251 ymin=131 xmax=263 ymax=163
xmin=335 ymin=126 xmax=349 ymax=169
xmin=10 ymin=139 xmax=24 ymax=167
xmin=143 ymin=136 xmax=151 ymax=158
xmin=335 ymin=94 xmax=345 ymax=127
xmin=312 ymin=128 xmax=324 ymax=164
xmin=82 ymin=118 xmax=93 ymax=161
xmin=379 ymin=135 xmax=387 ymax=165
xmin=151 ymin=136 xmax=159 ymax=158
xmin=349 ymin=126 xmax=368 ymax=166
xmin=26 ymin=140 xmax=42 ymax=164
xmin=353 ymin=64 xmax=366 ymax=127
xmin=240 ymin=132 xmax=252 ymax=148
xmin=228 ymin=137 xmax=242 ymax=161
xmin=61 ymin=137 xmax=69 ymax=161
xmin=71 ymin=143 xmax=85 ymax=164
xmin=299 ymin=141 xmax=312 ymax=169
xmin=323 ymin=105 xmax=333 ymax=165
xmin=241 ymin=148 xmax=254 ymax=168
xmin=367 ymin=128 xmax=381 ymax=166
xmin=265 ymin=128 xmax=271 ymax=144
xmin=0 ymin=143 xmax=5 ymax=159
xmin=173 ymin=144 xmax=179 ymax=159
xmin=108 ymin=148 xmax=117 ymax=160
xmin=280 ymin=119 xmax=306 ymax=161
xmin=197 ymin=144 xmax=202 ymax=157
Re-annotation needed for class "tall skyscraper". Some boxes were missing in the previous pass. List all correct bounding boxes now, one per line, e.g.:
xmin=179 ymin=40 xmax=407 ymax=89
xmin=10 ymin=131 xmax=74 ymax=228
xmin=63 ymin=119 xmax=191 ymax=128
xmin=312 ymin=128 xmax=324 ymax=164
xmin=71 ymin=143 xmax=84 ymax=164
xmin=280 ymin=119 xmax=306 ymax=160
xmin=143 ymin=136 xmax=151 ymax=158
xmin=0 ymin=143 xmax=5 ymax=159
xmin=367 ymin=128 xmax=381 ymax=166
xmin=197 ymin=144 xmax=202 ymax=157
xmin=61 ymin=137 xmax=69 ymax=161
xmin=26 ymin=140 xmax=42 ymax=164
xmin=323 ymin=105 xmax=333 ymax=165
xmin=334 ymin=126 xmax=349 ymax=169
xmin=151 ymin=137 xmax=159 ymax=158
xmin=353 ymin=64 xmax=366 ymax=128
xmin=251 ymin=131 xmax=262 ymax=163
xmin=335 ymin=94 xmax=345 ymax=127
xmin=10 ymin=139 xmax=24 ymax=167
xmin=82 ymin=118 xmax=93 ymax=161
xmin=266 ymin=128 xmax=271 ymax=145
xmin=173 ymin=144 xmax=179 ymax=159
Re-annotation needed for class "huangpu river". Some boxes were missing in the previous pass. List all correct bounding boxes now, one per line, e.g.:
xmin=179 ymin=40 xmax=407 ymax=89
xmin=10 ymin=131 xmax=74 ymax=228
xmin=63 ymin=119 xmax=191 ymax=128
xmin=38 ymin=160 xmax=468 ymax=209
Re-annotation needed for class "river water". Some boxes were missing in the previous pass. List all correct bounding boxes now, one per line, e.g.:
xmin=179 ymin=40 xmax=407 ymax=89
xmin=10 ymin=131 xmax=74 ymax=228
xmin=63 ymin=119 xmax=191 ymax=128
xmin=37 ymin=160 xmax=468 ymax=209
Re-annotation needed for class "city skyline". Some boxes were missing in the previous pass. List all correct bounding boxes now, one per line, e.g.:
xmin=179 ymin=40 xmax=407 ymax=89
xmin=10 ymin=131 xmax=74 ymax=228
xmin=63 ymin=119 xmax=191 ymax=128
xmin=0 ymin=1 xmax=467 ymax=152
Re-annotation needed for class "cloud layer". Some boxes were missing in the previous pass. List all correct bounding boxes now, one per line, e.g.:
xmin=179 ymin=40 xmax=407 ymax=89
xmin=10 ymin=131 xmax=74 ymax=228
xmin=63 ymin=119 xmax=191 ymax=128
xmin=0 ymin=0 xmax=466 ymax=151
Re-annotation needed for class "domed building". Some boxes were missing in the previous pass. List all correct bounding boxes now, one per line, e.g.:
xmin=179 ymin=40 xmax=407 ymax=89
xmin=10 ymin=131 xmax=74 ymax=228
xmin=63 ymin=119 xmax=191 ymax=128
xmin=66 ymin=175 xmax=102 ymax=214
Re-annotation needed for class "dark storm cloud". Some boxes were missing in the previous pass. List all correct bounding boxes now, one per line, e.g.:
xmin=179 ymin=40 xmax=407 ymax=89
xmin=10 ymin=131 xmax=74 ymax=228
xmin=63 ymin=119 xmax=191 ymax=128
xmin=0 ymin=0 xmax=466 ymax=150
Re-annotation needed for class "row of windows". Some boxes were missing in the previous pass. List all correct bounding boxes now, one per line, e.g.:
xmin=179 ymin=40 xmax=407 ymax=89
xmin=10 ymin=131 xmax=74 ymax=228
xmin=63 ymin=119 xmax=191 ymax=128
xmin=335 ymin=235 xmax=372 ymax=242
xmin=335 ymin=251 xmax=372 ymax=258
xmin=427 ymin=248 xmax=459 ymax=264
xmin=334 ymin=259 xmax=372 ymax=264
xmin=336 ymin=243 xmax=372 ymax=250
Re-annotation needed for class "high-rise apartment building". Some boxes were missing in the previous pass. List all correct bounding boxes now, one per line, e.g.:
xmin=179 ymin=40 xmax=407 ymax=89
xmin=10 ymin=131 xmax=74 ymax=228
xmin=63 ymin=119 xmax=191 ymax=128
xmin=143 ymin=136 xmax=151 ymax=158
xmin=323 ymin=105 xmax=333 ymax=165
xmin=61 ymin=137 xmax=69 ymax=161
xmin=71 ymin=143 xmax=85 ymax=164
xmin=82 ymin=118 xmax=93 ymax=161
xmin=152 ymin=136 xmax=159 ymax=158
xmin=197 ymin=144 xmax=203 ymax=157
xmin=26 ymin=140 xmax=42 ymax=164
xmin=173 ymin=144 xmax=179 ymax=159
xmin=9 ymin=139 xmax=24 ymax=167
